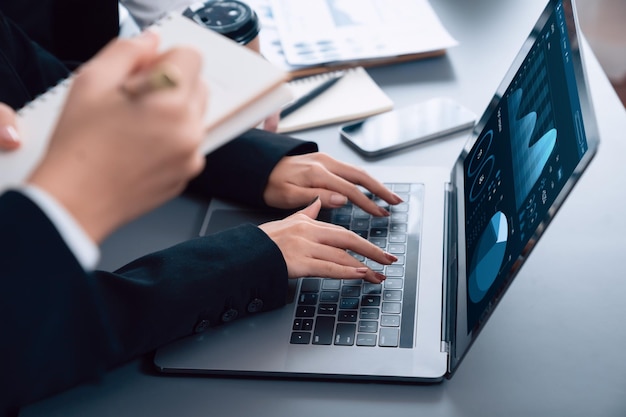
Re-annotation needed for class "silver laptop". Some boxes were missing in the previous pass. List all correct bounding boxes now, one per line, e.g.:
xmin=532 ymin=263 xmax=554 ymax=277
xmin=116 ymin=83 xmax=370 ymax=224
xmin=154 ymin=0 xmax=599 ymax=382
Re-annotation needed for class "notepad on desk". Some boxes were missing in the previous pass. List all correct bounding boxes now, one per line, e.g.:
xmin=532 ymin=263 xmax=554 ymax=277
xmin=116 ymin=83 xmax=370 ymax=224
xmin=0 ymin=12 xmax=292 ymax=191
xmin=277 ymin=67 xmax=394 ymax=133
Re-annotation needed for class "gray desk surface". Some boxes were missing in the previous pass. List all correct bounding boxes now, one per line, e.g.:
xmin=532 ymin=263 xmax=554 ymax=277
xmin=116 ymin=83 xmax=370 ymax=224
xmin=23 ymin=0 xmax=626 ymax=416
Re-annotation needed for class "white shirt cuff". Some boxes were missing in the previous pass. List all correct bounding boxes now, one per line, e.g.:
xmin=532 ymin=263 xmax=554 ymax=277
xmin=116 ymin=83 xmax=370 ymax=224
xmin=19 ymin=185 xmax=100 ymax=271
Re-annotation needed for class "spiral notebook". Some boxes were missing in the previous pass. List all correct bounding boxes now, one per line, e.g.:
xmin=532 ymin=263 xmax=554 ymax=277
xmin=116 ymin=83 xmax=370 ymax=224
xmin=0 ymin=12 xmax=292 ymax=191
xmin=277 ymin=67 xmax=394 ymax=133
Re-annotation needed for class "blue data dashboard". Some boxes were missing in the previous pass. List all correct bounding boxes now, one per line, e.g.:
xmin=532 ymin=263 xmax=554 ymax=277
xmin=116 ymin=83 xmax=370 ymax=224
xmin=463 ymin=1 xmax=588 ymax=331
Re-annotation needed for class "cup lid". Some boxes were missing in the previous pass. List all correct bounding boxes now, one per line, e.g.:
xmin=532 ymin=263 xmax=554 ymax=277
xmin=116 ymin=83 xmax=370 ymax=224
xmin=184 ymin=0 xmax=260 ymax=45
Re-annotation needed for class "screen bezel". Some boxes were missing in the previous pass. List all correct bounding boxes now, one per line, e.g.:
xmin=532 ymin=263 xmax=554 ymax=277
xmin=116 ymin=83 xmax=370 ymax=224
xmin=446 ymin=0 xmax=600 ymax=375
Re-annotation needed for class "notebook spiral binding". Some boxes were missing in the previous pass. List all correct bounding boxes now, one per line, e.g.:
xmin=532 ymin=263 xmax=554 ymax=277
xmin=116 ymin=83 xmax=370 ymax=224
xmin=289 ymin=67 xmax=354 ymax=86
xmin=18 ymin=76 xmax=74 ymax=115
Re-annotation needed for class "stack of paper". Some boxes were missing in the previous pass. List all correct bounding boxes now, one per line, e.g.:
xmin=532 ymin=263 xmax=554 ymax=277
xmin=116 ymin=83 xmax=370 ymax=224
xmin=246 ymin=0 xmax=458 ymax=78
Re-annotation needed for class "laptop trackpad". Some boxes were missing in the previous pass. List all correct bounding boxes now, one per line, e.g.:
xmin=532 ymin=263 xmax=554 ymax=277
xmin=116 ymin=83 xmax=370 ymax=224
xmin=204 ymin=208 xmax=292 ymax=234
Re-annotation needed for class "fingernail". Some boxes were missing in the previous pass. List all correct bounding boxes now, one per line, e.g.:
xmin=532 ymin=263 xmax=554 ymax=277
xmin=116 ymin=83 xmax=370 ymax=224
xmin=379 ymin=207 xmax=390 ymax=217
xmin=356 ymin=267 xmax=369 ymax=274
xmin=374 ymin=272 xmax=386 ymax=281
xmin=305 ymin=195 xmax=320 ymax=208
xmin=0 ymin=126 xmax=19 ymax=145
xmin=384 ymin=252 xmax=398 ymax=262
xmin=330 ymin=193 xmax=348 ymax=206
xmin=392 ymin=193 xmax=404 ymax=204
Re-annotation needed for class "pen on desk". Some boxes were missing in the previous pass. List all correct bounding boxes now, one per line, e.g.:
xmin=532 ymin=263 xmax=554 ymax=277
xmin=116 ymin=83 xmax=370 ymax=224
xmin=121 ymin=64 xmax=181 ymax=98
xmin=280 ymin=72 xmax=345 ymax=119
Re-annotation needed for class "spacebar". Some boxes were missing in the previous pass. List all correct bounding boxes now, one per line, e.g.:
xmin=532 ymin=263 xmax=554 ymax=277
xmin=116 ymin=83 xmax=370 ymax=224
xmin=399 ymin=234 xmax=419 ymax=348
xmin=312 ymin=316 xmax=335 ymax=345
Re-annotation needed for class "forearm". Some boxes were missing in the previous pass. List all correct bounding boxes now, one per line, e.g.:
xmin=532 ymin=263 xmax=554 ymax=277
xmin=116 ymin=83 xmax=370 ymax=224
xmin=93 ymin=223 xmax=289 ymax=366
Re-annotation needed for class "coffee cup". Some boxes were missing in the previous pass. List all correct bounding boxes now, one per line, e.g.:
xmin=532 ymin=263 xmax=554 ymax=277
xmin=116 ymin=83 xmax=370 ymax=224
xmin=183 ymin=0 xmax=261 ymax=53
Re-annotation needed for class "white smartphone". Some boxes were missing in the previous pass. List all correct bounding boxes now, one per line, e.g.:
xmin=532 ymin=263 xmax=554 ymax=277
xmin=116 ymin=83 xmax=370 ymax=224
xmin=339 ymin=97 xmax=476 ymax=158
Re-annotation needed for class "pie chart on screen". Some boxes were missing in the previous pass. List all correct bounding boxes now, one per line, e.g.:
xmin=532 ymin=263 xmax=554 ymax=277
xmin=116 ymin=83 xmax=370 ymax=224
xmin=468 ymin=211 xmax=508 ymax=303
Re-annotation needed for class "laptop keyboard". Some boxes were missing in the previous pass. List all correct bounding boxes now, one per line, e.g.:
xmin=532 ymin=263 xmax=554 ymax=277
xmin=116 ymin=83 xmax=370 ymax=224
xmin=290 ymin=183 xmax=424 ymax=348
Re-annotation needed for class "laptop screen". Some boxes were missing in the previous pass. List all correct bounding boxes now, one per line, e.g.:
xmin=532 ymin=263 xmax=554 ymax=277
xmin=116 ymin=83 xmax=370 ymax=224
xmin=449 ymin=0 xmax=599 ymax=371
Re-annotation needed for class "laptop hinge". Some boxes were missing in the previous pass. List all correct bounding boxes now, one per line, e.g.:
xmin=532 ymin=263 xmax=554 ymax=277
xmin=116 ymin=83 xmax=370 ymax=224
xmin=441 ymin=181 xmax=458 ymax=354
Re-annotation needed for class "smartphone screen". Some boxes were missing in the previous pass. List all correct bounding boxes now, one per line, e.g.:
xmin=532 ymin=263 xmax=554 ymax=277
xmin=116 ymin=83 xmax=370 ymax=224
xmin=340 ymin=97 xmax=476 ymax=158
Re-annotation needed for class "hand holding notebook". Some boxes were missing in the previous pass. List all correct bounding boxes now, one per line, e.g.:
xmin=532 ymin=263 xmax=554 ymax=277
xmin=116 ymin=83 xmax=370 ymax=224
xmin=0 ymin=13 xmax=292 ymax=191
xmin=38 ymin=37 xmax=218 ymax=239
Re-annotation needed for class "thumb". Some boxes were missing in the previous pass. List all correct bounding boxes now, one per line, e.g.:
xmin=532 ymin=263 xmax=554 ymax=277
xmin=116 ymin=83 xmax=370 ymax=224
xmin=0 ymin=102 xmax=20 ymax=151
xmin=299 ymin=196 xmax=322 ymax=219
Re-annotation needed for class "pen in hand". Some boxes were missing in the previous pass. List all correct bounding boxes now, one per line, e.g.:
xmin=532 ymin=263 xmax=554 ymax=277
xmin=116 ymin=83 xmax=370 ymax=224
xmin=280 ymin=71 xmax=345 ymax=119
xmin=121 ymin=64 xmax=181 ymax=98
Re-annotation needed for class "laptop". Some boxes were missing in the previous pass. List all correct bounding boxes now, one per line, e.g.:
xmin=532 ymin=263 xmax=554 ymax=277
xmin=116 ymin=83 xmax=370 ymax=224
xmin=154 ymin=0 xmax=599 ymax=382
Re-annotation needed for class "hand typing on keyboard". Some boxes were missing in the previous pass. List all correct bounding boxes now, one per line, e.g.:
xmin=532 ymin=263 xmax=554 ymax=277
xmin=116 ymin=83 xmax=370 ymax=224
xmin=289 ymin=182 xmax=422 ymax=347
xmin=259 ymin=197 xmax=397 ymax=284
xmin=263 ymin=152 xmax=404 ymax=217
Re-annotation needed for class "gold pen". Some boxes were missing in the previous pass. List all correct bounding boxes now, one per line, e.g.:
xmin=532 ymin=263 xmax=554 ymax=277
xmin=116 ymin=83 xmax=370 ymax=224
xmin=121 ymin=64 xmax=181 ymax=98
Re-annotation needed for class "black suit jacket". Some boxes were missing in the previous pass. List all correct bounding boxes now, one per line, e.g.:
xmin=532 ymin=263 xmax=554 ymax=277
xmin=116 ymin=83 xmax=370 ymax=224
xmin=0 ymin=11 xmax=70 ymax=109
xmin=0 ymin=131 xmax=317 ymax=416
xmin=0 ymin=7 xmax=319 ymax=415
xmin=0 ymin=0 xmax=119 ymax=66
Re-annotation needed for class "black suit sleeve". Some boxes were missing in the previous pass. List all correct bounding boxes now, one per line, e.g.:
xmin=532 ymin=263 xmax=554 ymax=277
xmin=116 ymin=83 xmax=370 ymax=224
xmin=0 ymin=10 xmax=70 ymax=109
xmin=93 ymin=223 xmax=289 ymax=366
xmin=1 ymin=191 xmax=113 ymax=415
xmin=186 ymin=128 xmax=318 ymax=207
xmin=0 ymin=191 xmax=288 ymax=415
